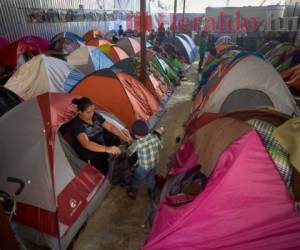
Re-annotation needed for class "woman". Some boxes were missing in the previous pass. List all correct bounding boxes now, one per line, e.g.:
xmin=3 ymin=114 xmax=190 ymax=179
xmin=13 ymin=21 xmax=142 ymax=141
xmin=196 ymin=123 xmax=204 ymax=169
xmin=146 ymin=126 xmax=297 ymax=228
xmin=71 ymin=97 xmax=132 ymax=174
xmin=157 ymin=24 xmax=166 ymax=45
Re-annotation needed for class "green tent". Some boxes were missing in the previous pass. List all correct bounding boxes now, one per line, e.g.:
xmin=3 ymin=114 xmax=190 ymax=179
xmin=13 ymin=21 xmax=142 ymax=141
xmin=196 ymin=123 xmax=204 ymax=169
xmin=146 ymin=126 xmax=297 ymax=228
xmin=276 ymin=48 xmax=300 ymax=73
xmin=150 ymin=55 xmax=180 ymax=86
xmin=166 ymin=55 xmax=183 ymax=73
xmin=266 ymin=43 xmax=293 ymax=67
xmin=276 ymin=56 xmax=293 ymax=73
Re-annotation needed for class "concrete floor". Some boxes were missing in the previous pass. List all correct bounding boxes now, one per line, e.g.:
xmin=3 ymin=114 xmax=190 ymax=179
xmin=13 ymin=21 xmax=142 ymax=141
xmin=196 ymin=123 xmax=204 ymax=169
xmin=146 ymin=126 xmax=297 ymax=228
xmin=72 ymin=63 xmax=197 ymax=250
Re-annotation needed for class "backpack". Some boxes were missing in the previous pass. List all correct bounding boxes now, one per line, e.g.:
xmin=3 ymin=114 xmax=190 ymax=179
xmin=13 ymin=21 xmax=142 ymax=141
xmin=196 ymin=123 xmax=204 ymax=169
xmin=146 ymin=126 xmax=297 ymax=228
xmin=107 ymin=152 xmax=134 ymax=187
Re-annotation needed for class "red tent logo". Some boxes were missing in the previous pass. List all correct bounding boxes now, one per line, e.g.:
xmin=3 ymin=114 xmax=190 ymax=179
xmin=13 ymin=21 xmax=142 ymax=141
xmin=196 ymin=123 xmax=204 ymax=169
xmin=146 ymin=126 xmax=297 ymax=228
xmin=69 ymin=199 xmax=78 ymax=209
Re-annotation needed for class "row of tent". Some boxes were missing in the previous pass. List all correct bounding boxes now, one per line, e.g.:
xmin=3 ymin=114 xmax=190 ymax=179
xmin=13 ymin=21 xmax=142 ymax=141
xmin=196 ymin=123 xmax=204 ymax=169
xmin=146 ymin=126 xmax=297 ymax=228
xmin=2 ymin=53 xmax=174 ymax=127
xmin=0 ymin=30 xmax=196 ymax=249
xmin=259 ymin=41 xmax=300 ymax=94
xmin=142 ymin=40 xmax=300 ymax=249
xmin=0 ymin=29 xmax=196 ymax=70
xmin=0 ymin=31 xmax=198 ymax=127
xmin=0 ymin=31 xmax=196 ymax=108
xmin=0 ymin=35 xmax=188 ymax=122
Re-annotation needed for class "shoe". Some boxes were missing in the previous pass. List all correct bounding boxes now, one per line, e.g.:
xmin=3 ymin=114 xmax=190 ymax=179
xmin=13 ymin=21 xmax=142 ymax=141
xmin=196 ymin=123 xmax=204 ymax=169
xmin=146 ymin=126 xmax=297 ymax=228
xmin=127 ymin=189 xmax=136 ymax=200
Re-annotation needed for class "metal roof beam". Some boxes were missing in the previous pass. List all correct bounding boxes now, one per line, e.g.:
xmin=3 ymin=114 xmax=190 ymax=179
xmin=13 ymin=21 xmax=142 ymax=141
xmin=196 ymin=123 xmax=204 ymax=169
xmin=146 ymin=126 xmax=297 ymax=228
xmin=260 ymin=0 xmax=268 ymax=6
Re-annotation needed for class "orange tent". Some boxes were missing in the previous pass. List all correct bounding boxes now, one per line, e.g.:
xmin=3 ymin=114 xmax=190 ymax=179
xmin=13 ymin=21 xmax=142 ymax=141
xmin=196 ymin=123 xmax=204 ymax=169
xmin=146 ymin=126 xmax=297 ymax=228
xmin=83 ymin=30 xmax=103 ymax=42
xmin=71 ymin=69 xmax=159 ymax=127
xmin=281 ymin=64 xmax=300 ymax=79
xmin=287 ymin=72 xmax=300 ymax=89
xmin=216 ymin=43 xmax=232 ymax=54
xmin=281 ymin=64 xmax=300 ymax=90
xmin=86 ymin=39 xmax=112 ymax=47
xmin=146 ymin=73 xmax=169 ymax=102
xmin=100 ymin=45 xmax=129 ymax=62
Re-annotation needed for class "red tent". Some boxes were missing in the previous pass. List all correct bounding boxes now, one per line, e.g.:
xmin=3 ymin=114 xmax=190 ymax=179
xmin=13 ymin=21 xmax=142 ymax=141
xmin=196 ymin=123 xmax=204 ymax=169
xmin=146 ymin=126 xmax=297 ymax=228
xmin=0 ymin=37 xmax=9 ymax=49
xmin=0 ymin=92 xmax=125 ymax=249
xmin=17 ymin=36 xmax=50 ymax=52
xmin=0 ymin=41 xmax=41 ymax=69
xmin=0 ymin=204 xmax=19 ymax=250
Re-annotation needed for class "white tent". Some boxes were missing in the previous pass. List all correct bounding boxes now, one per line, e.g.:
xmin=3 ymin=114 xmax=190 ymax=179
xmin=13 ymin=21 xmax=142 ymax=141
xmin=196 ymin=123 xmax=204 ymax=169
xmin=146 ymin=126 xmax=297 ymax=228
xmin=5 ymin=55 xmax=85 ymax=100
xmin=202 ymin=55 xmax=298 ymax=116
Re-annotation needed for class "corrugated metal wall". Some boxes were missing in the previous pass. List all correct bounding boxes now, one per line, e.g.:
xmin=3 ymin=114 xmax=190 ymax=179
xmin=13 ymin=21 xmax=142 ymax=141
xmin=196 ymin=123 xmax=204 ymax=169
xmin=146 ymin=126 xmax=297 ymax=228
xmin=284 ymin=0 xmax=300 ymax=16
xmin=0 ymin=0 xmax=135 ymax=41
xmin=284 ymin=0 xmax=300 ymax=46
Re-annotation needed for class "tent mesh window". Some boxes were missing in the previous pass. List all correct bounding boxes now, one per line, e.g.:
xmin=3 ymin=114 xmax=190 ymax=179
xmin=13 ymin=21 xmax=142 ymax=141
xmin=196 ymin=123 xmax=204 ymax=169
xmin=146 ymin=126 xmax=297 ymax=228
xmin=220 ymin=89 xmax=274 ymax=113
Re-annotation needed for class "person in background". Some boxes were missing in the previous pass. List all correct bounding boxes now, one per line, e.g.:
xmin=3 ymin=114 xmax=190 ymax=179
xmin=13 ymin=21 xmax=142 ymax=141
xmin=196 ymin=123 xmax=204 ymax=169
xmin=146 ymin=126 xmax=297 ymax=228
xmin=118 ymin=25 xmax=124 ymax=38
xmin=157 ymin=23 xmax=166 ymax=45
xmin=236 ymin=26 xmax=247 ymax=48
xmin=148 ymin=29 xmax=156 ymax=44
xmin=166 ymin=26 xmax=172 ymax=39
xmin=152 ymin=38 xmax=160 ymax=53
xmin=112 ymin=31 xmax=119 ymax=43
xmin=146 ymin=29 xmax=150 ymax=39
xmin=71 ymin=97 xmax=132 ymax=174
xmin=198 ymin=31 xmax=208 ymax=73
xmin=127 ymin=120 xmax=164 ymax=200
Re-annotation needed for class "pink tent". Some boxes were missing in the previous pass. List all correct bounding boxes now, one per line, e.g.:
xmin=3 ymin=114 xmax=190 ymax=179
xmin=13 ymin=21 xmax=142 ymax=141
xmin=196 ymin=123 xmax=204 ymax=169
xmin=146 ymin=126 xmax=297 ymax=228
xmin=143 ymin=130 xmax=300 ymax=250
xmin=17 ymin=36 xmax=50 ymax=52
xmin=0 ymin=37 xmax=9 ymax=49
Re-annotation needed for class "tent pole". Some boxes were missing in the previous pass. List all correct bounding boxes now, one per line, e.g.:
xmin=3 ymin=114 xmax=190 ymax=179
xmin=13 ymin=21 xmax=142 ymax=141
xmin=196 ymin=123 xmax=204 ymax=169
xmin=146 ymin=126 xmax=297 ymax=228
xmin=173 ymin=0 xmax=177 ymax=41
xmin=182 ymin=0 xmax=186 ymax=22
xmin=140 ymin=0 xmax=147 ymax=84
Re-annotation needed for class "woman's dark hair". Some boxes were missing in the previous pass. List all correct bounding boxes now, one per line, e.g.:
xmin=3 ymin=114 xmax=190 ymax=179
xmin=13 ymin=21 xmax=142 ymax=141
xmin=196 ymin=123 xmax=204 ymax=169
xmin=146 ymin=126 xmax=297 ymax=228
xmin=72 ymin=97 xmax=93 ymax=112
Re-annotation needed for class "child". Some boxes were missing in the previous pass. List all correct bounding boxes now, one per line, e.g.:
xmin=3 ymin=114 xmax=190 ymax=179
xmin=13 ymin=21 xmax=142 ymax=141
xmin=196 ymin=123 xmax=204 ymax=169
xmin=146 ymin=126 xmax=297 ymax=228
xmin=127 ymin=119 xmax=164 ymax=200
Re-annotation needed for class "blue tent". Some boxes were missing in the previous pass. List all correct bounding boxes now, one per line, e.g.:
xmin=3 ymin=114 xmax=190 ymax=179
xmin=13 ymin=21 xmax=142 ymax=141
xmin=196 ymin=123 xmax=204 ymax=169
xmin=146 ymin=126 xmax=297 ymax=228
xmin=111 ymin=58 xmax=135 ymax=75
xmin=50 ymin=32 xmax=84 ymax=44
xmin=90 ymin=47 xmax=114 ymax=71
xmin=178 ymin=33 xmax=197 ymax=58
xmin=49 ymin=32 xmax=84 ymax=56
xmin=146 ymin=41 xmax=152 ymax=48
xmin=174 ymin=36 xmax=195 ymax=64
xmin=67 ymin=46 xmax=114 ymax=75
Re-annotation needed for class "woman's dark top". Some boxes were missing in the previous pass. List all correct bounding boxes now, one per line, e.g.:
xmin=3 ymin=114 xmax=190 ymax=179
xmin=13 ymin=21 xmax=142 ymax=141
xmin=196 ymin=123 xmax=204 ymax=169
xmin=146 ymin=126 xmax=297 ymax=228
xmin=71 ymin=113 xmax=106 ymax=162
